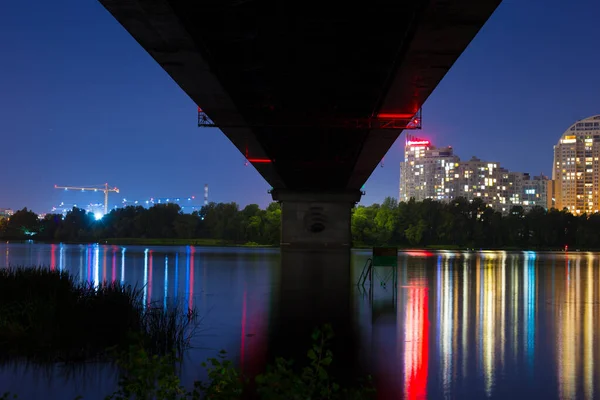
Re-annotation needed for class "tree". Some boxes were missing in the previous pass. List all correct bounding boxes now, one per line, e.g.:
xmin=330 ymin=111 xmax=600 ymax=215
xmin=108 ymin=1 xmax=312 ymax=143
xmin=174 ymin=213 xmax=198 ymax=239
xmin=263 ymin=203 xmax=281 ymax=245
xmin=55 ymin=207 xmax=94 ymax=241
xmin=38 ymin=213 xmax=63 ymax=240
xmin=4 ymin=208 xmax=39 ymax=238
xmin=405 ymin=220 xmax=426 ymax=246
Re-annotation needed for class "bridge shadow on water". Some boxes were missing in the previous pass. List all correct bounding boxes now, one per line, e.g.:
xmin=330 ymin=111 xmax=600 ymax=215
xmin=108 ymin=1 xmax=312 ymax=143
xmin=267 ymin=249 xmax=361 ymax=388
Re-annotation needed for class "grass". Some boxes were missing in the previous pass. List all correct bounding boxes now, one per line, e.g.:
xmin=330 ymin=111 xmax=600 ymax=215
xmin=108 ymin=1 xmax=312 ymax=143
xmin=100 ymin=238 xmax=276 ymax=248
xmin=0 ymin=267 xmax=197 ymax=363
xmin=103 ymin=238 xmax=225 ymax=246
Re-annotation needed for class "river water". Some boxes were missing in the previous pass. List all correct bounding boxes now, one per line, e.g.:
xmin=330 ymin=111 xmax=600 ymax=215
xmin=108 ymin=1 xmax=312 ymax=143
xmin=0 ymin=243 xmax=599 ymax=399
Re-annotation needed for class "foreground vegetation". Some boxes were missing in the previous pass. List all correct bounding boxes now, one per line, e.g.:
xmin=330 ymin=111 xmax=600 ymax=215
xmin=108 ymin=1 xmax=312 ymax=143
xmin=0 ymin=268 xmax=196 ymax=363
xmin=104 ymin=325 xmax=373 ymax=400
xmin=0 ymin=324 xmax=374 ymax=399
xmin=0 ymin=268 xmax=373 ymax=399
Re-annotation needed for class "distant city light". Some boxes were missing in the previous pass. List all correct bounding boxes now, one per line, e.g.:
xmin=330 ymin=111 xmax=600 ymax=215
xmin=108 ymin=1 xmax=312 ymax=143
xmin=94 ymin=212 xmax=104 ymax=221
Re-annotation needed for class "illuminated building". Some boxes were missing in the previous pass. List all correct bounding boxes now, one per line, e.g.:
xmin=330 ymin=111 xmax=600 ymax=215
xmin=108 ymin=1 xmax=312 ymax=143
xmin=399 ymin=138 xmax=548 ymax=212
xmin=522 ymin=174 xmax=549 ymax=210
xmin=122 ymin=196 xmax=203 ymax=213
xmin=455 ymin=157 xmax=501 ymax=207
xmin=549 ymin=115 xmax=600 ymax=214
xmin=399 ymin=135 xmax=459 ymax=202
xmin=0 ymin=208 xmax=14 ymax=217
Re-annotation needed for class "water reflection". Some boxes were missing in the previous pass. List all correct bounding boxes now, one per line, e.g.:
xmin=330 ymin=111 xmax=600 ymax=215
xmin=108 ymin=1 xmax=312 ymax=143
xmin=2 ymin=244 xmax=600 ymax=399
xmin=0 ymin=244 xmax=277 ymax=399
xmin=556 ymin=253 xmax=599 ymax=400
xmin=356 ymin=250 xmax=600 ymax=399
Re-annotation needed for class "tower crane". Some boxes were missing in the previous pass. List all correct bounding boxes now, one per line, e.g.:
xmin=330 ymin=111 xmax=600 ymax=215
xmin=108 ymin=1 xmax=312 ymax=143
xmin=54 ymin=183 xmax=119 ymax=215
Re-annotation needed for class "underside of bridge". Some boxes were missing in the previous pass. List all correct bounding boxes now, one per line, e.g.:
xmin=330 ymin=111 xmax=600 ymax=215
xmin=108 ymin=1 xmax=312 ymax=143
xmin=99 ymin=0 xmax=501 ymax=249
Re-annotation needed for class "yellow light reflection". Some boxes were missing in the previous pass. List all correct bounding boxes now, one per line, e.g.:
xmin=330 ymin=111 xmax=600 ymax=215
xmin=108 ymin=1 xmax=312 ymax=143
xmin=500 ymin=252 xmax=506 ymax=373
xmin=439 ymin=256 xmax=454 ymax=393
xmin=462 ymin=256 xmax=469 ymax=380
xmin=511 ymin=256 xmax=519 ymax=364
xmin=482 ymin=257 xmax=496 ymax=397
xmin=584 ymin=255 xmax=594 ymax=400
xmin=557 ymin=255 xmax=579 ymax=400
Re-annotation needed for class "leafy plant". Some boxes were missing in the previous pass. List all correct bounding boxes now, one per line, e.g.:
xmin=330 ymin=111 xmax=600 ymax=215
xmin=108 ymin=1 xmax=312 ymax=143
xmin=105 ymin=344 xmax=185 ymax=400
xmin=192 ymin=350 xmax=245 ymax=400
xmin=255 ymin=324 xmax=375 ymax=400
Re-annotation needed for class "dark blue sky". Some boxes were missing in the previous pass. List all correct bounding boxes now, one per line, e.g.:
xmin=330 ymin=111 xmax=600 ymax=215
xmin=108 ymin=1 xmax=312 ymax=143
xmin=1 ymin=0 xmax=599 ymax=213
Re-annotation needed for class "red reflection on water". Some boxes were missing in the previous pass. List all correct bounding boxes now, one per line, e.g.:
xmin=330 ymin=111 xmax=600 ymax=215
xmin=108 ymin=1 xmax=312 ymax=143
xmin=241 ymin=289 xmax=247 ymax=370
xmin=102 ymin=247 xmax=108 ymax=283
xmin=239 ymin=287 xmax=268 ymax=380
xmin=50 ymin=244 xmax=56 ymax=271
xmin=404 ymin=281 xmax=429 ymax=400
xmin=405 ymin=250 xmax=435 ymax=258
xmin=112 ymin=250 xmax=117 ymax=283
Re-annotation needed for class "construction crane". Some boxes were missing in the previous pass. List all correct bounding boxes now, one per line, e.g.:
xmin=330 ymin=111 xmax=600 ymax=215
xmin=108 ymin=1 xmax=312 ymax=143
xmin=54 ymin=183 xmax=119 ymax=216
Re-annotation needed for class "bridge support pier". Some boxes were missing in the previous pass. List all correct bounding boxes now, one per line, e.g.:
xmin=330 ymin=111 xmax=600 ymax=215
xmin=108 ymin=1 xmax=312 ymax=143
xmin=267 ymin=189 xmax=363 ymax=383
xmin=271 ymin=189 xmax=362 ymax=250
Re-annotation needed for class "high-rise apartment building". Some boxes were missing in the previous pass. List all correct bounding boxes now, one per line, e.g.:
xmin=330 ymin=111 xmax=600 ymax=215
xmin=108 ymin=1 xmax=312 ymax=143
xmin=399 ymin=136 xmax=459 ymax=202
xmin=455 ymin=157 xmax=500 ymax=204
xmin=523 ymin=174 xmax=548 ymax=210
xmin=549 ymin=115 xmax=600 ymax=214
xmin=399 ymin=137 xmax=548 ymax=213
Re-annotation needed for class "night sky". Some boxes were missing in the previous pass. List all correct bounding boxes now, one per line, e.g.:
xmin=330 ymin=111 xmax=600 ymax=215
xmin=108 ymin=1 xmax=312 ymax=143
xmin=1 ymin=0 xmax=599 ymax=213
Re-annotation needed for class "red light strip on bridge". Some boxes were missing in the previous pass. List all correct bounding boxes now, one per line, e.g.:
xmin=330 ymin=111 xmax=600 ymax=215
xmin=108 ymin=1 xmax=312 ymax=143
xmin=247 ymin=158 xmax=272 ymax=163
xmin=377 ymin=113 xmax=415 ymax=119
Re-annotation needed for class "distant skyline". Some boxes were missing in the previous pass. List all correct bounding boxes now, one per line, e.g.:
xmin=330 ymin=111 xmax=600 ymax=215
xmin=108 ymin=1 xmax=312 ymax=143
xmin=1 ymin=0 xmax=600 ymax=213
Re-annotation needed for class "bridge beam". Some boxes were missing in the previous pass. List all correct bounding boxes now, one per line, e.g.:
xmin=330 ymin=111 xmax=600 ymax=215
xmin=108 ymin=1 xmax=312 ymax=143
xmin=271 ymin=189 xmax=362 ymax=250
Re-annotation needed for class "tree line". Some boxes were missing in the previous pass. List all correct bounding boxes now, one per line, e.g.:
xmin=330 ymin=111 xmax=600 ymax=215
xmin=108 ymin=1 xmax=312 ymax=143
xmin=0 ymin=202 xmax=282 ymax=245
xmin=2 ymin=197 xmax=600 ymax=249
xmin=352 ymin=197 xmax=600 ymax=250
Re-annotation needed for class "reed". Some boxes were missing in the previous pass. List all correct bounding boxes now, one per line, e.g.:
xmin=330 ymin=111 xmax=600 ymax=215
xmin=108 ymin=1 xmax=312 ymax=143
xmin=0 ymin=267 xmax=197 ymax=363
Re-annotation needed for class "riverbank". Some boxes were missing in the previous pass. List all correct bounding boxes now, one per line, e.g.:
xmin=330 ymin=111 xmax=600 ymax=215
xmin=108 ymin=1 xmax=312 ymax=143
xmin=353 ymin=243 xmax=570 ymax=252
xmin=2 ymin=238 xmax=576 ymax=252
xmin=102 ymin=238 xmax=275 ymax=247
xmin=2 ymin=238 xmax=277 ymax=247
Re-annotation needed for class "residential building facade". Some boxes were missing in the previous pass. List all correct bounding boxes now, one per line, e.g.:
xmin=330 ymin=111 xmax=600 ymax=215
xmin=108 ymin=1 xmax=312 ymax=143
xmin=399 ymin=137 xmax=548 ymax=213
xmin=549 ymin=115 xmax=600 ymax=214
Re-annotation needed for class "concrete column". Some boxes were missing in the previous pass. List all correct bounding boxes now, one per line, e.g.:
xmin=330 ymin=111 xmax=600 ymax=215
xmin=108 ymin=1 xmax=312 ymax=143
xmin=270 ymin=189 xmax=362 ymax=250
